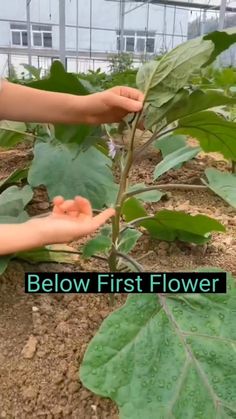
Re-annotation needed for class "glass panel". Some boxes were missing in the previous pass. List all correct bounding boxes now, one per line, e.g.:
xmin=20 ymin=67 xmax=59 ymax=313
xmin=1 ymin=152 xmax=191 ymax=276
xmin=12 ymin=31 xmax=21 ymax=45
xmin=10 ymin=23 xmax=27 ymax=30
xmin=146 ymin=38 xmax=155 ymax=53
xmin=124 ymin=30 xmax=135 ymax=36
xmin=32 ymin=25 xmax=52 ymax=31
xmin=126 ymin=37 xmax=134 ymax=52
xmin=43 ymin=32 xmax=52 ymax=48
xmin=136 ymin=37 xmax=145 ymax=52
xmin=33 ymin=32 xmax=42 ymax=47
xmin=22 ymin=31 xmax=28 ymax=46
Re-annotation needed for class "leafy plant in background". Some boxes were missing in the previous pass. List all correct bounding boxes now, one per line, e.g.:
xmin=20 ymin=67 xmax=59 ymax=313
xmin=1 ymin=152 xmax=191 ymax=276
xmin=109 ymin=52 xmax=134 ymax=74
xmin=0 ymin=30 xmax=236 ymax=418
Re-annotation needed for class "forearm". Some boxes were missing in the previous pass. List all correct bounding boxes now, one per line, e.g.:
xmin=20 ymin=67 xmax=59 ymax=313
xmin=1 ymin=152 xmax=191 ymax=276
xmin=0 ymin=80 xmax=91 ymax=124
xmin=0 ymin=222 xmax=44 ymax=255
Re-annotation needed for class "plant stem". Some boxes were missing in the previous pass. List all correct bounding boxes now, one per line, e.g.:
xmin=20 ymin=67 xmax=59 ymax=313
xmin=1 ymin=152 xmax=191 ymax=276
xmin=125 ymin=183 xmax=207 ymax=199
xmin=108 ymin=113 xmax=141 ymax=271
xmin=116 ymin=251 xmax=144 ymax=272
xmin=133 ymin=126 xmax=175 ymax=161
xmin=120 ymin=216 xmax=156 ymax=235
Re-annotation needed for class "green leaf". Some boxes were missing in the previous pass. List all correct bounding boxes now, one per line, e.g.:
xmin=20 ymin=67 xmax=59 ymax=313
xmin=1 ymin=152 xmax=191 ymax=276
xmin=0 ymin=168 xmax=29 ymax=191
xmin=118 ymin=229 xmax=142 ymax=254
xmin=137 ymin=37 xmax=214 ymax=107
xmin=128 ymin=183 xmax=164 ymax=203
xmin=155 ymin=135 xmax=187 ymax=158
xmin=100 ymin=225 xmax=112 ymax=237
xmin=0 ymin=256 xmax=11 ymax=276
xmin=154 ymin=146 xmax=200 ymax=180
xmin=16 ymin=245 xmax=80 ymax=264
xmin=204 ymin=29 xmax=236 ymax=66
xmin=26 ymin=60 xmax=89 ymax=95
xmin=54 ymin=124 xmax=102 ymax=150
xmin=203 ymin=168 xmax=236 ymax=209
xmin=122 ymin=198 xmax=147 ymax=222
xmin=0 ymin=121 xmax=30 ymax=148
xmin=136 ymin=61 xmax=157 ymax=92
xmin=145 ymin=89 xmax=186 ymax=130
xmin=80 ymin=271 xmax=236 ymax=419
xmin=0 ymin=185 xmax=33 ymax=222
xmin=28 ymin=141 xmax=115 ymax=209
xmin=83 ymin=235 xmax=111 ymax=259
xmin=105 ymin=183 xmax=119 ymax=207
xmin=22 ymin=63 xmax=42 ymax=80
xmin=146 ymin=89 xmax=236 ymax=131
xmin=176 ymin=111 xmax=236 ymax=160
xmin=141 ymin=210 xmax=225 ymax=244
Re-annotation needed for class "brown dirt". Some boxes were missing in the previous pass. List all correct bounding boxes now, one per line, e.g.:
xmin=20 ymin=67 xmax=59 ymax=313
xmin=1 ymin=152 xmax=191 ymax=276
xmin=0 ymin=142 xmax=235 ymax=419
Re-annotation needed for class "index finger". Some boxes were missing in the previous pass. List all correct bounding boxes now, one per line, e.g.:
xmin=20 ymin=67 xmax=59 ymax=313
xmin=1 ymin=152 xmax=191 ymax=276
xmin=117 ymin=86 xmax=144 ymax=103
xmin=90 ymin=208 xmax=116 ymax=231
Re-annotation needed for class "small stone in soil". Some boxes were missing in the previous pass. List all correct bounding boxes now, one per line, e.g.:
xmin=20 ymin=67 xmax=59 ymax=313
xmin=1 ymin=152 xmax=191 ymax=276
xmin=21 ymin=335 xmax=38 ymax=359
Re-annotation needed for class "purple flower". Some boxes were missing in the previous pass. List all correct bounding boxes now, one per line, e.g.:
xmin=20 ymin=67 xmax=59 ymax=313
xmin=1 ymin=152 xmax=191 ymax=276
xmin=108 ymin=138 xmax=118 ymax=159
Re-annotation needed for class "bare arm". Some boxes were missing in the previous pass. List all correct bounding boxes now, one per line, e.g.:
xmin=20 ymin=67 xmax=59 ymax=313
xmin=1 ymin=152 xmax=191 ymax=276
xmin=0 ymin=81 xmax=144 ymax=125
xmin=0 ymin=80 xmax=89 ymax=124
xmin=0 ymin=223 xmax=44 ymax=255
xmin=0 ymin=197 xmax=115 ymax=256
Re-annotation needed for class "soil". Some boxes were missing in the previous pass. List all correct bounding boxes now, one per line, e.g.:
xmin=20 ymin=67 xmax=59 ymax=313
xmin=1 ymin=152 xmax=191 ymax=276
xmin=0 ymin=141 xmax=235 ymax=419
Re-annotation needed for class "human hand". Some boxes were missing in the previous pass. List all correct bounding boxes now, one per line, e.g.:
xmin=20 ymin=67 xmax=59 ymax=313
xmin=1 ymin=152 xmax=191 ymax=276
xmin=29 ymin=196 xmax=115 ymax=246
xmin=83 ymin=86 xmax=144 ymax=124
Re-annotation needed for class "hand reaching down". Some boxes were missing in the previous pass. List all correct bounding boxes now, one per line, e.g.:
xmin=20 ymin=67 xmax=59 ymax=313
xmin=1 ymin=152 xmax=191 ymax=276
xmin=32 ymin=196 xmax=115 ymax=245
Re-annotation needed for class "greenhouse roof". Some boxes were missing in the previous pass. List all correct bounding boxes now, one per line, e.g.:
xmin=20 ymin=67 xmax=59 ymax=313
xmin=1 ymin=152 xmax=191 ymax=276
xmin=109 ymin=0 xmax=236 ymax=11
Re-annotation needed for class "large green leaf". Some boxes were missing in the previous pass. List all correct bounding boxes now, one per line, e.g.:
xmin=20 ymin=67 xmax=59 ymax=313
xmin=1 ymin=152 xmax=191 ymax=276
xmin=118 ymin=229 xmax=142 ymax=254
xmin=136 ymin=61 xmax=157 ymax=92
xmin=155 ymin=135 xmax=187 ymax=157
xmin=137 ymin=37 xmax=214 ymax=107
xmin=155 ymin=134 xmax=187 ymax=170
xmin=0 ymin=185 xmax=32 ymax=222
xmin=204 ymin=29 xmax=236 ymax=66
xmin=28 ymin=141 xmax=115 ymax=209
xmin=0 ymin=121 xmax=30 ymax=148
xmin=0 ymin=245 xmax=80 ymax=277
xmin=141 ymin=210 xmax=225 ymax=244
xmin=80 ymin=272 xmax=236 ymax=419
xmin=54 ymin=124 xmax=103 ymax=150
xmin=203 ymin=168 xmax=236 ymax=209
xmin=146 ymin=89 xmax=236 ymax=131
xmin=154 ymin=146 xmax=200 ymax=180
xmin=0 ymin=185 xmax=33 ymax=274
xmin=26 ymin=60 xmax=88 ymax=95
xmin=176 ymin=111 xmax=236 ymax=160
xmin=17 ymin=245 xmax=80 ymax=264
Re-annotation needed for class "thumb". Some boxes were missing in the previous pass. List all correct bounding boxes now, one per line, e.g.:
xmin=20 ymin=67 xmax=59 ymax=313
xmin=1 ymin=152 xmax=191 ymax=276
xmin=91 ymin=208 xmax=115 ymax=230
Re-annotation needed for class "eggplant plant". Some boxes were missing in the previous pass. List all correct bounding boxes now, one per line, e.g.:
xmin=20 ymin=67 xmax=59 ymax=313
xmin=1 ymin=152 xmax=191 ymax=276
xmin=78 ymin=31 xmax=236 ymax=273
xmin=78 ymin=32 xmax=236 ymax=418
